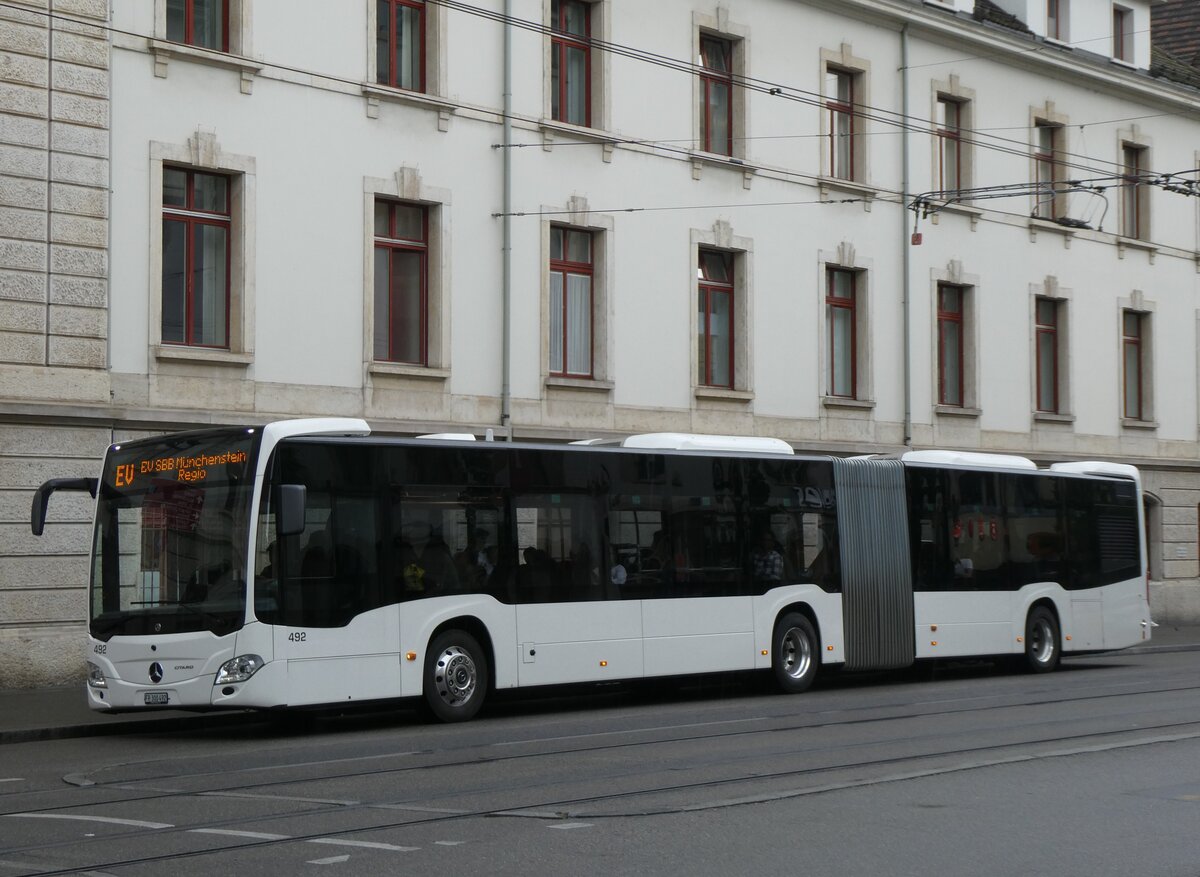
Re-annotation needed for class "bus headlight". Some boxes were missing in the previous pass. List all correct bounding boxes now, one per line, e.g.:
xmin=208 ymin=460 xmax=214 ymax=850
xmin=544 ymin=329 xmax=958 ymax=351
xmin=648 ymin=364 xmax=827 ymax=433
xmin=86 ymin=661 xmax=107 ymax=689
xmin=214 ymin=654 xmax=264 ymax=685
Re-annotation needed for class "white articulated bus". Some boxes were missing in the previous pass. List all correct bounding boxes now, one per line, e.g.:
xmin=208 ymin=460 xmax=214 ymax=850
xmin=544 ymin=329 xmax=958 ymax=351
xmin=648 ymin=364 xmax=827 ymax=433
xmin=32 ymin=418 xmax=1152 ymax=722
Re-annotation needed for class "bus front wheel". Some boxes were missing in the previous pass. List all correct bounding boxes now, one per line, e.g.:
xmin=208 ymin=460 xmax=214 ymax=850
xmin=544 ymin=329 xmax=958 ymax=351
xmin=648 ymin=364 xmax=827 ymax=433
xmin=773 ymin=612 xmax=818 ymax=694
xmin=1022 ymin=606 xmax=1061 ymax=673
xmin=424 ymin=629 xmax=489 ymax=722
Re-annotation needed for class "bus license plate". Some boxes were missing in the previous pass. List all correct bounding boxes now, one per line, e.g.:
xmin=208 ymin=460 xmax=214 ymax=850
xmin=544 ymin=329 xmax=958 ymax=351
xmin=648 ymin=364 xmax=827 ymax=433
xmin=144 ymin=692 xmax=169 ymax=706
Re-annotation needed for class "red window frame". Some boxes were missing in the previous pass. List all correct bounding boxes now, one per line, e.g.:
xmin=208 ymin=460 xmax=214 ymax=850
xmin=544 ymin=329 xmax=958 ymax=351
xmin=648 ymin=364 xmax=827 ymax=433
xmin=1034 ymin=123 xmax=1061 ymax=219
xmin=551 ymin=0 xmax=591 ymax=127
xmin=698 ymin=36 xmax=733 ymax=156
xmin=378 ymin=0 xmax=426 ymax=92
xmin=162 ymin=168 xmax=231 ymax=349
xmin=936 ymin=97 xmax=963 ymax=193
xmin=549 ymin=225 xmax=594 ymax=378
xmin=1122 ymin=311 xmax=1143 ymax=420
xmin=374 ymin=200 xmax=429 ymax=365
xmin=1047 ymin=0 xmax=1064 ymax=40
xmin=698 ymin=249 xmax=735 ymax=389
xmin=937 ymin=284 xmax=964 ymax=407
xmin=167 ymin=0 xmax=230 ymax=51
xmin=826 ymin=268 xmax=857 ymax=398
xmin=1035 ymin=298 xmax=1059 ymax=413
xmin=826 ymin=68 xmax=855 ymax=180
xmin=1121 ymin=144 xmax=1144 ymax=239
xmin=1113 ymin=6 xmax=1131 ymax=61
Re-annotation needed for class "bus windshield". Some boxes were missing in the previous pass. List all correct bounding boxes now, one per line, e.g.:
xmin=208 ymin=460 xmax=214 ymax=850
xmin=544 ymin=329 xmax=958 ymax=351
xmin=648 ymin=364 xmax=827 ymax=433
xmin=90 ymin=429 xmax=260 ymax=640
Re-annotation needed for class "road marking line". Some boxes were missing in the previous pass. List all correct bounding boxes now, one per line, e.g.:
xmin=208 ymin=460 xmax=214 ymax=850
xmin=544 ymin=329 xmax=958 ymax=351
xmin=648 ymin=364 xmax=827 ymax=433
xmin=0 ymin=779 xmax=24 ymax=784
xmin=4 ymin=814 xmax=172 ymax=829
xmin=308 ymin=856 xmax=350 ymax=865
xmin=189 ymin=829 xmax=291 ymax=840
xmin=547 ymin=822 xmax=593 ymax=830
xmin=494 ymin=717 xmax=767 ymax=745
xmin=435 ymin=840 xmax=466 ymax=846
xmin=308 ymin=838 xmax=418 ymax=852
xmin=200 ymin=791 xmax=359 ymax=806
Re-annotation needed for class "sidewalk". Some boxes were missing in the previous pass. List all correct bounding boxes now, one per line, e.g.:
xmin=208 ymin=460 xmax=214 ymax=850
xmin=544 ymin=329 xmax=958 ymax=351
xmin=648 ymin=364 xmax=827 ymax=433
xmin=1 ymin=626 xmax=1196 ymax=745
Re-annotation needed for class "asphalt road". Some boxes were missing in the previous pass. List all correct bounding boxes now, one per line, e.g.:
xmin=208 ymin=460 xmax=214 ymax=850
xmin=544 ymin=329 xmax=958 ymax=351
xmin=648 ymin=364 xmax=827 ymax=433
xmin=2 ymin=650 xmax=1199 ymax=876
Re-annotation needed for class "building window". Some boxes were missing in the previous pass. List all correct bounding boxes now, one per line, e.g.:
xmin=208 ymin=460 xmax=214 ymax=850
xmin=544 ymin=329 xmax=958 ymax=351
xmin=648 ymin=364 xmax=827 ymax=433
xmin=166 ymin=0 xmax=228 ymax=50
xmin=826 ymin=69 xmax=856 ymax=181
xmin=936 ymin=97 xmax=964 ymax=193
xmin=1035 ymin=298 xmax=1060 ymax=413
xmin=937 ymin=285 xmax=965 ymax=407
xmin=551 ymin=0 xmax=591 ymax=127
xmin=698 ymin=249 xmax=734 ymax=388
xmin=373 ymin=200 xmax=428 ymax=364
xmin=377 ymin=0 xmax=425 ymax=92
xmin=549 ymin=226 xmax=593 ymax=378
xmin=1034 ymin=122 xmax=1063 ymax=219
xmin=1113 ymin=5 xmax=1132 ymax=62
xmin=161 ymin=168 xmax=230 ymax=348
xmin=827 ymin=268 xmax=857 ymax=398
xmin=1120 ymin=143 xmax=1147 ymax=239
xmin=1122 ymin=310 xmax=1145 ymax=420
xmin=1047 ymin=0 xmax=1067 ymax=40
xmin=698 ymin=35 xmax=733 ymax=156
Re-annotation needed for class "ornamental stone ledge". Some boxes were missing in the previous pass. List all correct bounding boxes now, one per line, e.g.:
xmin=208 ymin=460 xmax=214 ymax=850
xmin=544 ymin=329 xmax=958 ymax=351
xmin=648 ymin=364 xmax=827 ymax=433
xmin=149 ymin=40 xmax=263 ymax=95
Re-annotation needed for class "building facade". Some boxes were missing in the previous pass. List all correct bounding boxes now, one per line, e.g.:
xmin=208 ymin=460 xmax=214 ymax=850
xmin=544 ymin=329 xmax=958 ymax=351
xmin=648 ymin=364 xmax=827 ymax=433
xmin=3 ymin=0 xmax=1200 ymax=686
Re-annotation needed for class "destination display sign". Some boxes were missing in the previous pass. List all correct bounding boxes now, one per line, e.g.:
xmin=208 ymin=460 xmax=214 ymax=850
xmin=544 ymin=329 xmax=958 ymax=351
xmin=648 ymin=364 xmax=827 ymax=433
xmin=105 ymin=433 xmax=256 ymax=491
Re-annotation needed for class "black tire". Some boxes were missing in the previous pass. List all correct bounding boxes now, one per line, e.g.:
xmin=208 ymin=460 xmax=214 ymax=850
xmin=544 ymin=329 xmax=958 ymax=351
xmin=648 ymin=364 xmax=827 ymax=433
xmin=423 ymin=629 xmax=489 ymax=722
xmin=772 ymin=612 xmax=819 ymax=693
xmin=1022 ymin=606 xmax=1061 ymax=673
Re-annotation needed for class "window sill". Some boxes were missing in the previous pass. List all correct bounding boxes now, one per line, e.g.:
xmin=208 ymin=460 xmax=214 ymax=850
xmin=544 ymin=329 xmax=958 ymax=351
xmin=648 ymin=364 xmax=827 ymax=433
xmin=369 ymin=362 xmax=450 ymax=381
xmin=153 ymin=345 xmax=253 ymax=367
xmin=934 ymin=405 xmax=981 ymax=418
xmin=1028 ymin=217 xmax=1078 ymax=238
xmin=695 ymin=386 xmax=754 ymax=403
xmin=361 ymin=83 xmax=457 ymax=128
xmin=1121 ymin=417 xmax=1159 ymax=431
xmin=1034 ymin=411 xmax=1075 ymax=424
xmin=1111 ymin=57 xmax=1139 ymax=71
xmin=148 ymin=40 xmax=263 ymax=94
xmin=1116 ymin=237 xmax=1158 ymax=262
xmin=817 ymin=176 xmax=880 ymax=202
xmin=546 ymin=376 xmax=614 ymax=393
xmin=822 ymin=396 xmax=875 ymax=410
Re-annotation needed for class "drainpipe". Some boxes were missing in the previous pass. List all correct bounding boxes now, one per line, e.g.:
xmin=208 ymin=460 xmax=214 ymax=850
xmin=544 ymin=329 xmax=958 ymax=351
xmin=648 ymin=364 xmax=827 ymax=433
xmin=500 ymin=0 xmax=513 ymax=435
xmin=901 ymin=24 xmax=913 ymax=448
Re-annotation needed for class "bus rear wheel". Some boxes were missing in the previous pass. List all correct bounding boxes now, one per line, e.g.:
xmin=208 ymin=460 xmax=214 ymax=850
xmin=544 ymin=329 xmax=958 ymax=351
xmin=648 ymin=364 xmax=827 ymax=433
xmin=773 ymin=612 xmax=818 ymax=694
xmin=424 ymin=629 xmax=488 ymax=722
xmin=1021 ymin=606 xmax=1061 ymax=673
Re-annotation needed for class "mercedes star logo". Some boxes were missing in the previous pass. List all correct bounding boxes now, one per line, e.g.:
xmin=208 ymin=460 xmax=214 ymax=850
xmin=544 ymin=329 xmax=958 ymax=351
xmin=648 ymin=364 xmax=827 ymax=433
xmin=149 ymin=662 xmax=164 ymax=684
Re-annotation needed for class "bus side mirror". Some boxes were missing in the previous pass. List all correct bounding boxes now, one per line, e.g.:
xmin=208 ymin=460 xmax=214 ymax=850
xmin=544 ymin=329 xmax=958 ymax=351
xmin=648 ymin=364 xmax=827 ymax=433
xmin=31 ymin=478 xmax=97 ymax=536
xmin=276 ymin=484 xmax=307 ymax=537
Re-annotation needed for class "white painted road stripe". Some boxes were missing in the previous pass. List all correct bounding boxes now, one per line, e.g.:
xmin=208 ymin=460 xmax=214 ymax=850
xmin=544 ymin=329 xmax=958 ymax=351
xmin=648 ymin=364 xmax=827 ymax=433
xmin=0 ymin=779 xmax=24 ymax=784
xmin=309 ymin=838 xmax=419 ymax=852
xmin=547 ymin=823 xmax=593 ymax=830
xmin=189 ymin=829 xmax=291 ymax=840
xmin=308 ymin=856 xmax=350 ymax=865
xmin=4 ymin=814 xmax=173 ymax=829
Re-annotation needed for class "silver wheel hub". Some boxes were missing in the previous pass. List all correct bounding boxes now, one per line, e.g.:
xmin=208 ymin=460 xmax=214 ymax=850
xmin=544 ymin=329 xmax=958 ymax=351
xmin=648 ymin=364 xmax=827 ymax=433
xmin=781 ymin=627 xmax=812 ymax=680
xmin=1030 ymin=619 xmax=1055 ymax=663
xmin=435 ymin=646 xmax=477 ymax=706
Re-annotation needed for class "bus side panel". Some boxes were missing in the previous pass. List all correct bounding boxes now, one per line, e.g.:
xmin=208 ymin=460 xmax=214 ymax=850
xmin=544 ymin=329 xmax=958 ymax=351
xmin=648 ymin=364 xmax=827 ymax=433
xmin=273 ymin=604 xmax=401 ymax=706
xmin=642 ymin=596 xmax=754 ymax=675
xmin=752 ymin=586 xmax=846 ymax=668
xmin=515 ymin=600 xmax=643 ymax=687
xmin=400 ymin=595 xmax=518 ymax=696
xmin=1100 ymin=575 xmax=1151 ymax=650
xmin=912 ymin=591 xmax=1015 ymax=659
